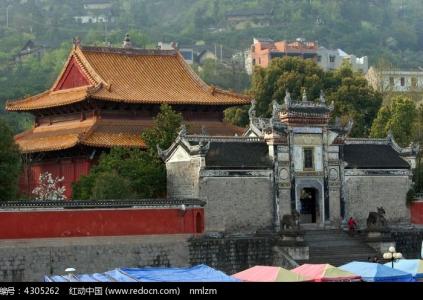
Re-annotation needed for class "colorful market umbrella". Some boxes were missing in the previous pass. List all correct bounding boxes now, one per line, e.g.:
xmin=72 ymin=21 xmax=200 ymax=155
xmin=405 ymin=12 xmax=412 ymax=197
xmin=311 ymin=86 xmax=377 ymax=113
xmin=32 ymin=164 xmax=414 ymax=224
xmin=340 ymin=261 xmax=414 ymax=282
xmin=385 ymin=259 xmax=423 ymax=279
xmin=232 ymin=266 xmax=311 ymax=282
xmin=291 ymin=264 xmax=361 ymax=282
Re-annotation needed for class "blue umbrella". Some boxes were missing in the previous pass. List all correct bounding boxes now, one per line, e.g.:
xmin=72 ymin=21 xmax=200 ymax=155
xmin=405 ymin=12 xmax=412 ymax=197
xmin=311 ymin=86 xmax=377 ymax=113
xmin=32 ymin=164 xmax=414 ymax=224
xmin=122 ymin=265 xmax=239 ymax=282
xmin=45 ymin=265 xmax=238 ymax=282
xmin=339 ymin=261 xmax=415 ymax=282
xmin=385 ymin=259 xmax=423 ymax=279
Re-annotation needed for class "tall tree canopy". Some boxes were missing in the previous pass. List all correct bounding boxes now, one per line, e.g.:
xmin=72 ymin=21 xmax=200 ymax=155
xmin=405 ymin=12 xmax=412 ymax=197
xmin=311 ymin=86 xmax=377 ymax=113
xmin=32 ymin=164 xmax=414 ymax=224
xmin=370 ymin=95 xmax=417 ymax=147
xmin=327 ymin=64 xmax=383 ymax=137
xmin=229 ymin=57 xmax=382 ymax=137
xmin=0 ymin=120 xmax=21 ymax=201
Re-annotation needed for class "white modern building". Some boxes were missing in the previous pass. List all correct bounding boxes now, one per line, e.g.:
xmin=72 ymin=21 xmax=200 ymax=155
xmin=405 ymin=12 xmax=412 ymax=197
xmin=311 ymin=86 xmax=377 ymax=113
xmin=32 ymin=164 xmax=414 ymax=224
xmin=366 ymin=67 xmax=423 ymax=93
xmin=317 ymin=47 xmax=368 ymax=73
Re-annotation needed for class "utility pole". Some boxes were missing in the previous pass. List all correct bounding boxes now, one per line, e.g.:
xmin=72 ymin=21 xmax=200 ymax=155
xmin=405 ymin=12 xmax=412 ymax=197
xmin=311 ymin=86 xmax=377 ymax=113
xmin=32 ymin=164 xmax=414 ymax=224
xmin=220 ymin=44 xmax=223 ymax=62
xmin=104 ymin=19 xmax=108 ymax=44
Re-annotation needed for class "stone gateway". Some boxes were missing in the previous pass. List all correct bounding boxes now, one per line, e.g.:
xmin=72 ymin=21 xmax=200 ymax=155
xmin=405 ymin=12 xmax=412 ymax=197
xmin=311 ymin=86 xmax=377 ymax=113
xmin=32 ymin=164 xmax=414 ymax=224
xmin=161 ymin=91 xmax=417 ymax=233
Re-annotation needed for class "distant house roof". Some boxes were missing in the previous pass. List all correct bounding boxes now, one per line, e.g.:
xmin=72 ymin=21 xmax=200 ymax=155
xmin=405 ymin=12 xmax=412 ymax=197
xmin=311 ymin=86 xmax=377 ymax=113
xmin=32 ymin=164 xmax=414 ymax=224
xmin=225 ymin=8 xmax=273 ymax=18
xmin=21 ymin=40 xmax=36 ymax=51
xmin=254 ymin=38 xmax=274 ymax=43
xmin=205 ymin=142 xmax=272 ymax=169
xmin=343 ymin=144 xmax=410 ymax=169
xmin=16 ymin=40 xmax=46 ymax=56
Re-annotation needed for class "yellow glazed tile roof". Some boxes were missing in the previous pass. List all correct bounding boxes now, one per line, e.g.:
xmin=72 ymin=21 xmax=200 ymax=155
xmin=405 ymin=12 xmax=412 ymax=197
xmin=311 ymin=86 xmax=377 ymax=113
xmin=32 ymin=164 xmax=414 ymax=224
xmin=14 ymin=118 xmax=245 ymax=153
xmin=81 ymin=119 xmax=150 ymax=148
xmin=6 ymin=46 xmax=251 ymax=111
xmin=15 ymin=119 xmax=94 ymax=153
xmin=6 ymin=86 xmax=89 ymax=111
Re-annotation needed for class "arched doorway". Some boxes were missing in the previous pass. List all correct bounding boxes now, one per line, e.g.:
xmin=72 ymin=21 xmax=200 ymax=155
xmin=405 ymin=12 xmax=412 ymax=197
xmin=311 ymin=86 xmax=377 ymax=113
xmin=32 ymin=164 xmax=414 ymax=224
xmin=295 ymin=179 xmax=324 ymax=225
xmin=299 ymin=188 xmax=318 ymax=223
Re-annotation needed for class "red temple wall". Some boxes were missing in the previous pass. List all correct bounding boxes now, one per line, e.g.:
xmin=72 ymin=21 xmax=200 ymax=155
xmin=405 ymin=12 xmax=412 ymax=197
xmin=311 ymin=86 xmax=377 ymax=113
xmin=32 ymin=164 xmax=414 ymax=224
xmin=54 ymin=56 xmax=90 ymax=90
xmin=411 ymin=201 xmax=423 ymax=224
xmin=20 ymin=159 xmax=92 ymax=199
xmin=0 ymin=208 xmax=204 ymax=239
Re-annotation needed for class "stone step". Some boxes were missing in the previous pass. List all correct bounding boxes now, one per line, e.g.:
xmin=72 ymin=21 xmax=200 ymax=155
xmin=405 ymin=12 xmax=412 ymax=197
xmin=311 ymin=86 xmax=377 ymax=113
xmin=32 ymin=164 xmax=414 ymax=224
xmin=300 ymin=228 xmax=379 ymax=266
xmin=310 ymin=250 xmax=376 ymax=256
xmin=306 ymin=240 xmax=367 ymax=246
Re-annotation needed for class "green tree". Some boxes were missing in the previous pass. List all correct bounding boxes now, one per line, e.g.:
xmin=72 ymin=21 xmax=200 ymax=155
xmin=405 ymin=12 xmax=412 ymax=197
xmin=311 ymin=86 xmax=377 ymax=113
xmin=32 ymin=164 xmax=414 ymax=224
xmin=247 ymin=58 xmax=381 ymax=137
xmin=224 ymin=105 xmax=250 ymax=127
xmin=370 ymin=96 xmax=417 ymax=146
xmin=91 ymin=172 xmax=136 ymax=200
xmin=141 ymin=104 xmax=183 ymax=158
xmin=250 ymin=57 xmax=326 ymax=117
xmin=0 ymin=120 xmax=21 ymax=201
xmin=328 ymin=63 xmax=383 ymax=137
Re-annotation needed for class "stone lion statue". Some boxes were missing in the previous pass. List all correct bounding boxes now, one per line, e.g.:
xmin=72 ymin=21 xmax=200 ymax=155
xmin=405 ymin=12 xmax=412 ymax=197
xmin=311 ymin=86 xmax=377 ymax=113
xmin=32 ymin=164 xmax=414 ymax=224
xmin=281 ymin=210 xmax=300 ymax=231
xmin=367 ymin=207 xmax=387 ymax=230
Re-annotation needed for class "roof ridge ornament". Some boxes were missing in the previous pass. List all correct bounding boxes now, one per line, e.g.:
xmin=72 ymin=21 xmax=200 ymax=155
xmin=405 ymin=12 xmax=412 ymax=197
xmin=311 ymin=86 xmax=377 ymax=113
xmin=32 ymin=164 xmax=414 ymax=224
xmin=344 ymin=118 xmax=354 ymax=135
xmin=320 ymin=90 xmax=325 ymax=103
xmin=284 ymin=90 xmax=291 ymax=106
xmin=178 ymin=124 xmax=187 ymax=137
xmin=272 ymin=99 xmax=282 ymax=121
xmin=302 ymin=89 xmax=308 ymax=102
xmin=248 ymin=99 xmax=256 ymax=119
xmin=123 ymin=33 xmax=132 ymax=48
xmin=73 ymin=36 xmax=81 ymax=49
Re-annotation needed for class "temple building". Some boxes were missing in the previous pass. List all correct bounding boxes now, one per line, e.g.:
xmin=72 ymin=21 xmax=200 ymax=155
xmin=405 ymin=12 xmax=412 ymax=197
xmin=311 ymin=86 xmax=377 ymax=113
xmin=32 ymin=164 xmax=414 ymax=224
xmin=161 ymin=91 xmax=418 ymax=232
xmin=6 ymin=38 xmax=250 ymax=198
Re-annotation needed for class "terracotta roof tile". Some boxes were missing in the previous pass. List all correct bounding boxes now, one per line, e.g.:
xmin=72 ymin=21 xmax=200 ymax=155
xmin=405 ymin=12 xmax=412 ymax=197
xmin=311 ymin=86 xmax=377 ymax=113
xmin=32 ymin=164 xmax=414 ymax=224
xmin=15 ymin=119 xmax=94 ymax=153
xmin=14 ymin=118 xmax=246 ymax=153
xmin=6 ymin=46 xmax=251 ymax=111
xmin=81 ymin=119 xmax=150 ymax=148
xmin=6 ymin=87 xmax=89 ymax=111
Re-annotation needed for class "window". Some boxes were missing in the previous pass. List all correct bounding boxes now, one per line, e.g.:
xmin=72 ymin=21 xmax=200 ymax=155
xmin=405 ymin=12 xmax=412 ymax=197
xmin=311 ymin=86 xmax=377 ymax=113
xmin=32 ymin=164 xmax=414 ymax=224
xmin=412 ymin=77 xmax=418 ymax=88
xmin=317 ymin=55 xmax=322 ymax=62
xmin=329 ymin=55 xmax=335 ymax=63
xmin=304 ymin=148 xmax=314 ymax=170
xmin=389 ymin=77 xmax=394 ymax=86
xmin=252 ymin=58 xmax=256 ymax=65
xmin=401 ymin=77 xmax=405 ymax=86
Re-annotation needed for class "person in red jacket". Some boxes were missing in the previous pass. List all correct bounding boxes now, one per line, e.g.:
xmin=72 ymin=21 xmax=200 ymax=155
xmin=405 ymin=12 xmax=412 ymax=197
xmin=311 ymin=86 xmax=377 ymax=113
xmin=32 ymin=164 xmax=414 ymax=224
xmin=348 ymin=217 xmax=357 ymax=236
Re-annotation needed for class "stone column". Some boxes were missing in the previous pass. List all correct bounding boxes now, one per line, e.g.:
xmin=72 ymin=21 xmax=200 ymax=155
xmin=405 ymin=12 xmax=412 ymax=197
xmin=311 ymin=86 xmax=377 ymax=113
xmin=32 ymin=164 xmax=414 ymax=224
xmin=279 ymin=187 xmax=292 ymax=217
xmin=329 ymin=187 xmax=341 ymax=224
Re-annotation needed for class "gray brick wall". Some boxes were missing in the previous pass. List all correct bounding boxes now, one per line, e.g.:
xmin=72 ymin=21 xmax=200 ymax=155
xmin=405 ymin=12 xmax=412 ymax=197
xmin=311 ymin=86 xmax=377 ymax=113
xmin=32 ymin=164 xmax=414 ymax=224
xmin=199 ymin=177 xmax=274 ymax=233
xmin=344 ymin=176 xmax=411 ymax=226
xmin=189 ymin=235 xmax=276 ymax=275
xmin=0 ymin=234 xmax=298 ymax=282
xmin=166 ymin=159 xmax=201 ymax=198
xmin=391 ymin=230 xmax=423 ymax=259
xmin=0 ymin=235 xmax=190 ymax=282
